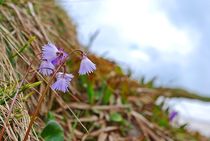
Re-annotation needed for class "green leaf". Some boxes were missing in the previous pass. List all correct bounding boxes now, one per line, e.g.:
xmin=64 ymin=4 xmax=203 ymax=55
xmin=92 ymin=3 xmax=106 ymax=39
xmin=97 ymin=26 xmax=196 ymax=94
xmin=114 ymin=66 xmax=123 ymax=75
xmin=0 ymin=81 xmax=41 ymax=105
xmin=102 ymin=87 xmax=112 ymax=105
xmin=0 ymin=0 xmax=4 ymax=5
xmin=21 ymin=81 xmax=42 ymax=91
xmin=158 ymin=119 xmax=168 ymax=127
xmin=9 ymin=36 xmax=36 ymax=59
xmin=145 ymin=77 xmax=156 ymax=88
xmin=110 ymin=112 xmax=123 ymax=122
xmin=41 ymin=120 xmax=64 ymax=141
xmin=47 ymin=112 xmax=56 ymax=121
xmin=87 ymin=83 xmax=95 ymax=104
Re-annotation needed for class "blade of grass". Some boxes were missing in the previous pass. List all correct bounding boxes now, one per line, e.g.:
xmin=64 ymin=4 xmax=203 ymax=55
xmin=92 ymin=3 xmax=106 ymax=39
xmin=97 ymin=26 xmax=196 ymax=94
xmin=9 ymin=36 xmax=36 ymax=59
xmin=0 ymin=63 xmax=31 ymax=140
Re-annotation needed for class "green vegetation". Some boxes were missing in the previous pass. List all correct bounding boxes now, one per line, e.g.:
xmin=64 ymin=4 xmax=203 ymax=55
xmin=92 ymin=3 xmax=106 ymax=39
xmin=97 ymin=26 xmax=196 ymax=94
xmin=0 ymin=0 xmax=209 ymax=141
xmin=41 ymin=113 xmax=64 ymax=141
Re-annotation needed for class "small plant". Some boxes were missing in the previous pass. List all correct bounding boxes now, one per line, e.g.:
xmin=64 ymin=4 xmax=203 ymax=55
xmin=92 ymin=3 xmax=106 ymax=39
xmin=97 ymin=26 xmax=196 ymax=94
xmin=39 ymin=43 xmax=96 ymax=92
xmin=0 ymin=0 xmax=4 ymax=5
xmin=23 ymin=43 xmax=96 ymax=141
xmin=41 ymin=112 xmax=64 ymax=141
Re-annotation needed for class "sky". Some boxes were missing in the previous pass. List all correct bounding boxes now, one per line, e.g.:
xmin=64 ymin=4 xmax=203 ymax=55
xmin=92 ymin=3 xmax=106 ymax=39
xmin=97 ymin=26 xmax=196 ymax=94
xmin=158 ymin=0 xmax=210 ymax=96
xmin=58 ymin=0 xmax=210 ymax=96
xmin=58 ymin=0 xmax=210 ymax=136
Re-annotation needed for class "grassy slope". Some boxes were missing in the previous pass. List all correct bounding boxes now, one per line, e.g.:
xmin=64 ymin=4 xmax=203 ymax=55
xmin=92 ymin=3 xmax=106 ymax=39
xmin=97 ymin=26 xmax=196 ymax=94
xmin=0 ymin=0 xmax=209 ymax=141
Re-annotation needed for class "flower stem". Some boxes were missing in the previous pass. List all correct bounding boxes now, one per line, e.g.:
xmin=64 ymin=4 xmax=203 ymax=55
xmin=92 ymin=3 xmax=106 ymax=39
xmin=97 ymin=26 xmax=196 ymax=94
xmin=23 ymin=60 xmax=66 ymax=141
xmin=69 ymin=49 xmax=84 ymax=57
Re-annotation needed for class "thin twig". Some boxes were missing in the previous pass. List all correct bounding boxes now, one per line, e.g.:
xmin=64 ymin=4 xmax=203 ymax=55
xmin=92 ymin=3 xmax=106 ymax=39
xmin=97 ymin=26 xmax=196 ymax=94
xmin=56 ymin=103 xmax=130 ymax=112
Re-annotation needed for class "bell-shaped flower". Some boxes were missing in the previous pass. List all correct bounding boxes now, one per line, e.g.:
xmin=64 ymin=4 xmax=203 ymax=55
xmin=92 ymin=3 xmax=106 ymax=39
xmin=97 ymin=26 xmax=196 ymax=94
xmin=42 ymin=43 xmax=68 ymax=66
xmin=51 ymin=49 xmax=68 ymax=66
xmin=42 ymin=43 xmax=59 ymax=61
xmin=79 ymin=55 xmax=96 ymax=75
xmin=38 ymin=60 xmax=55 ymax=76
xmin=51 ymin=72 xmax=74 ymax=93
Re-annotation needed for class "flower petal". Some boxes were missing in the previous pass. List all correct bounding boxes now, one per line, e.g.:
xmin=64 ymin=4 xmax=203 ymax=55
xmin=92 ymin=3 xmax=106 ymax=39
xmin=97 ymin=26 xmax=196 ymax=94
xmin=42 ymin=43 xmax=59 ymax=61
xmin=51 ymin=72 xmax=74 ymax=93
xmin=79 ymin=56 xmax=96 ymax=75
xmin=39 ymin=60 xmax=55 ymax=76
xmin=51 ymin=50 xmax=68 ymax=66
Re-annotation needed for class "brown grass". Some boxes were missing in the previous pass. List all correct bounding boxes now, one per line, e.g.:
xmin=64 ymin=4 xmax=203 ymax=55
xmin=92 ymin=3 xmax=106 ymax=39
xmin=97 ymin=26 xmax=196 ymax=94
xmin=0 ymin=0 xmax=209 ymax=141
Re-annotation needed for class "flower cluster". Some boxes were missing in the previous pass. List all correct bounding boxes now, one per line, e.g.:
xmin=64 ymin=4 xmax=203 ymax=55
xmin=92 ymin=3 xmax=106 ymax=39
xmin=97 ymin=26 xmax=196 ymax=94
xmin=39 ymin=43 xmax=96 ymax=92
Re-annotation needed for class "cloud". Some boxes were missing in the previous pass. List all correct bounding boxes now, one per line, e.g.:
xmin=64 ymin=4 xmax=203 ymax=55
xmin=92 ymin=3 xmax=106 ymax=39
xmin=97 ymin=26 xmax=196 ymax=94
xmin=158 ymin=0 xmax=210 ymax=95
xmin=59 ymin=0 xmax=209 ymax=95
xmin=100 ymin=0 xmax=194 ymax=55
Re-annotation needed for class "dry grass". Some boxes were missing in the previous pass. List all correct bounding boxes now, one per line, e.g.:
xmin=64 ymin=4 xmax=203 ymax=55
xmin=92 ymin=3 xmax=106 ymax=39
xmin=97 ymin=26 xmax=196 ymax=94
xmin=0 ymin=0 xmax=210 ymax=141
xmin=0 ymin=0 xmax=79 ymax=140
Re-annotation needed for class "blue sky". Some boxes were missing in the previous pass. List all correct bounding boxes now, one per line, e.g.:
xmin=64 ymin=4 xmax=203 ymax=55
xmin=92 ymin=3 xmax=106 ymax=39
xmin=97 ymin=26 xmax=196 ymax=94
xmin=159 ymin=0 xmax=210 ymax=96
xmin=59 ymin=0 xmax=210 ymax=96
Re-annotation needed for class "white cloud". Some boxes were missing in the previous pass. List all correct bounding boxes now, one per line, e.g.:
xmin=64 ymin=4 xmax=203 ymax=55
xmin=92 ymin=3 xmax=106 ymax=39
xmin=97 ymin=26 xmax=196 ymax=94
xmin=60 ymin=0 xmax=210 ymax=136
xmin=99 ymin=0 xmax=195 ymax=56
xmin=59 ymin=0 xmax=206 ymax=94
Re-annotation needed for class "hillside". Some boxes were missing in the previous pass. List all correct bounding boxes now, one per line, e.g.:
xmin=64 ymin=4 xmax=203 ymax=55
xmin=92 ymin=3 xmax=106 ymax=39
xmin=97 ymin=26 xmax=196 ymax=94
xmin=0 ymin=0 xmax=209 ymax=141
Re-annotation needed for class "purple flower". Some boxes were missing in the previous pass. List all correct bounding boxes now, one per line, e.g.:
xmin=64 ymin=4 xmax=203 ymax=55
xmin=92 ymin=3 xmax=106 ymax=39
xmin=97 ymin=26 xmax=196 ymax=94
xmin=169 ymin=111 xmax=178 ymax=122
xmin=79 ymin=55 xmax=96 ymax=75
xmin=39 ymin=60 xmax=55 ymax=76
xmin=51 ymin=49 xmax=68 ymax=66
xmin=51 ymin=72 xmax=74 ymax=93
xmin=42 ymin=43 xmax=68 ymax=66
xmin=42 ymin=43 xmax=59 ymax=61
